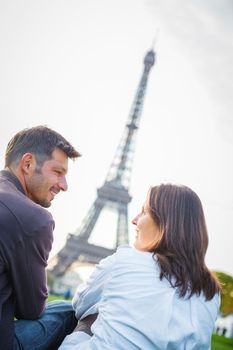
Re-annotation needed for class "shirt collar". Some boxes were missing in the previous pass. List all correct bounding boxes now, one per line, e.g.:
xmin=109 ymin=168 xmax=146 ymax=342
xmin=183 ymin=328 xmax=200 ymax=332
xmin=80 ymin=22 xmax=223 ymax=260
xmin=0 ymin=169 xmax=26 ymax=195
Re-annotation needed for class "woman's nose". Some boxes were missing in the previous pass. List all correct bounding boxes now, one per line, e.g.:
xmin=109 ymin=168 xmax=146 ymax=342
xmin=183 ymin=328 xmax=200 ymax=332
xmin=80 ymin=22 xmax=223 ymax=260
xmin=132 ymin=215 xmax=138 ymax=225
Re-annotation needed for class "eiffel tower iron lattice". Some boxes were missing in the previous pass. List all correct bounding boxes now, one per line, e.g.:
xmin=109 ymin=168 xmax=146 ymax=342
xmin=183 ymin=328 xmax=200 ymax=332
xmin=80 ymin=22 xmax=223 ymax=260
xmin=50 ymin=47 xmax=156 ymax=277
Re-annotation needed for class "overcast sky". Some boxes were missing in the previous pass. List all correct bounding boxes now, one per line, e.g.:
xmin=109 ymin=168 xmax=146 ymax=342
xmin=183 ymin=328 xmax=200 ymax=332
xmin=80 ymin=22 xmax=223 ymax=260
xmin=0 ymin=0 xmax=232 ymax=276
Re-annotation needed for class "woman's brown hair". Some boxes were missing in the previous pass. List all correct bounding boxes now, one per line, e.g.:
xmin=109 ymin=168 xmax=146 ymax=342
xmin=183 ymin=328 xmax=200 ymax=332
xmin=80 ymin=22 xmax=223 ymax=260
xmin=149 ymin=184 xmax=221 ymax=300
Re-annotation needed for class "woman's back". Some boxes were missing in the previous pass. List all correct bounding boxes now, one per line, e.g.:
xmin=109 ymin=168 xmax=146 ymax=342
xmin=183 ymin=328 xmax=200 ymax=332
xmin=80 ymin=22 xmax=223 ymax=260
xmin=74 ymin=246 xmax=219 ymax=350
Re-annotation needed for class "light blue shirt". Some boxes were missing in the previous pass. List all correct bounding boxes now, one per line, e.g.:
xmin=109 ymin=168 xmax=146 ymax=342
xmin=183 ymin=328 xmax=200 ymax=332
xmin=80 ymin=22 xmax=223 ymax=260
xmin=59 ymin=245 xmax=220 ymax=350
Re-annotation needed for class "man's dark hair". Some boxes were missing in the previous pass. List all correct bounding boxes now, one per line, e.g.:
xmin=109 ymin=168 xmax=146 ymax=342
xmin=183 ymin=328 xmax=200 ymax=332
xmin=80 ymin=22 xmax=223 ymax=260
xmin=5 ymin=125 xmax=81 ymax=167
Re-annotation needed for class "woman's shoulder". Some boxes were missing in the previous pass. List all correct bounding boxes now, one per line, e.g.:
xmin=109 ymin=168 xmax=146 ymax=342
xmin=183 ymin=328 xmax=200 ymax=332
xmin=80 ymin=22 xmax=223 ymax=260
xmin=116 ymin=244 xmax=131 ymax=251
xmin=116 ymin=244 xmax=154 ymax=256
xmin=115 ymin=245 xmax=158 ymax=266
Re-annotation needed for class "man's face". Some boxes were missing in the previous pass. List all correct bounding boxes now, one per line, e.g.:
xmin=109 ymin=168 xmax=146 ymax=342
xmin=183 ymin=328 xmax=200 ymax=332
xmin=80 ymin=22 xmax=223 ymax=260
xmin=25 ymin=148 xmax=69 ymax=208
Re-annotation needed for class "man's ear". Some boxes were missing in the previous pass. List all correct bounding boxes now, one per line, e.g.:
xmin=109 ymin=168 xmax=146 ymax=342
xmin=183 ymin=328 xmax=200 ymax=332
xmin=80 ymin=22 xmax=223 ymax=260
xmin=20 ymin=153 xmax=34 ymax=174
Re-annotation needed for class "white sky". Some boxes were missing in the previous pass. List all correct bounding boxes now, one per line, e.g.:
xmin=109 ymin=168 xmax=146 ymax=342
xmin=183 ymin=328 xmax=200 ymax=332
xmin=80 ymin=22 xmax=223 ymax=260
xmin=0 ymin=0 xmax=232 ymax=276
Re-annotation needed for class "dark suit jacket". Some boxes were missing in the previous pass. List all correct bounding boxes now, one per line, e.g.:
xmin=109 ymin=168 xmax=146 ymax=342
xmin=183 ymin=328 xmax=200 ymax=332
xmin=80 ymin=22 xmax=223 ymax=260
xmin=0 ymin=170 xmax=54 ymax=349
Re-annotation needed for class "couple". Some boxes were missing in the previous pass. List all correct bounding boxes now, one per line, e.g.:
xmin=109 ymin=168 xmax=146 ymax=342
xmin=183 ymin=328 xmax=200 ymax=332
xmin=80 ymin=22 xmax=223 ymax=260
xmin=0 ymin=126 xmax=220 ymax=349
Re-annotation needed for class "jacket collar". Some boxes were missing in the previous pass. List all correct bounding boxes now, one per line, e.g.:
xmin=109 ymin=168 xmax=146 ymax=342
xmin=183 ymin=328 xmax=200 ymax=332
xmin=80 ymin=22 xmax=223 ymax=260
xmin=0 ymin=169 xmax=26 ymax=195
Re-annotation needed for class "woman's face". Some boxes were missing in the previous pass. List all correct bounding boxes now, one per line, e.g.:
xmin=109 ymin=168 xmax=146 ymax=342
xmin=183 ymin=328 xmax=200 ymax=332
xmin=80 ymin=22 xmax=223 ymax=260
xmin=132 ymin=192 xmax=160 ymax=252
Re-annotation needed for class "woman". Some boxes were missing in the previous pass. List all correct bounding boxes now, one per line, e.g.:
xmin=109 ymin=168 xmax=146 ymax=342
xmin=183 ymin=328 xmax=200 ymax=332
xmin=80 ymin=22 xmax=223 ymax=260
xmin=59 ymin=184 xmax=221 ymax=349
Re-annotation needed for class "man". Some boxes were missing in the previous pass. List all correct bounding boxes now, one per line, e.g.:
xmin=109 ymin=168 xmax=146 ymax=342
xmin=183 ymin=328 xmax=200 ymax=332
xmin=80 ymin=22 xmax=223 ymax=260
xmin=0 ymin=125 xmax=80 ymax=349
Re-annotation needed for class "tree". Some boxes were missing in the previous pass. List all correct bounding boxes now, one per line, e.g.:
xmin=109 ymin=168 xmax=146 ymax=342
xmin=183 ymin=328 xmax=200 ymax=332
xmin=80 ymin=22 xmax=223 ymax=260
xmin=215 ymin=271 xmax=233 ymax=316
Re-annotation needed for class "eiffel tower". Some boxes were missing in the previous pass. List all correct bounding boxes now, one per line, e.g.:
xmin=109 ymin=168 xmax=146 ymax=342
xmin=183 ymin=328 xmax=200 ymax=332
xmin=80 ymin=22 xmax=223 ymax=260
xmin=50 ymin=46 xmax=155 ymax=277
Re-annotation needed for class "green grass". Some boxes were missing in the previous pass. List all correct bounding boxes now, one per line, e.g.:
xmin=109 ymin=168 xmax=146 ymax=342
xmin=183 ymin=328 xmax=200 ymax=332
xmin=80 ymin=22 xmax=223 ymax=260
xmin=48 ymin=294 xmax=69 ymax=302
xmin=211 ymin=334 xmax=233 ymax=350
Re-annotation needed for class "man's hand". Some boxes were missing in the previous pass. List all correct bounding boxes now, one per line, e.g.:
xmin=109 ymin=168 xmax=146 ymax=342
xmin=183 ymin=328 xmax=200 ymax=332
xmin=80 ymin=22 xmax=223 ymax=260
xmin=73 ymin=313 xmax=98 ymax=336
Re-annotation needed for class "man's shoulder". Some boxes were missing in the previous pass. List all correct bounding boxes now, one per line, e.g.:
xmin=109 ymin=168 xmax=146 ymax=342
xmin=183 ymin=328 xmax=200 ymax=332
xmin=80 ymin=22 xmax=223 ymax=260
xmin=0 ymin=182 xmax=54 ymax=233
xmin=0 ymin=185 xmax=50 ymax=215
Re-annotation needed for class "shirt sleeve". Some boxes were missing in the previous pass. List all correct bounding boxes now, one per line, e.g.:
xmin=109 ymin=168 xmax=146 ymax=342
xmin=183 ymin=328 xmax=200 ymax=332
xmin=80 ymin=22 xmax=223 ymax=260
xmin=58 ymin=332 xmax=91 ymax=350
xmin=11 ymin=218 xmax=54 ymax=319
xmin=72 ymin=253 xmax=116 ymax=320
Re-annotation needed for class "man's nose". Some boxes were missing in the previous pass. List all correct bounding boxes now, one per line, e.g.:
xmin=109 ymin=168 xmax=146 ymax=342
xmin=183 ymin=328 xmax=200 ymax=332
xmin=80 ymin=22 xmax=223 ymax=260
xmin=59 ymin=176 xmax=68 ymax=191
